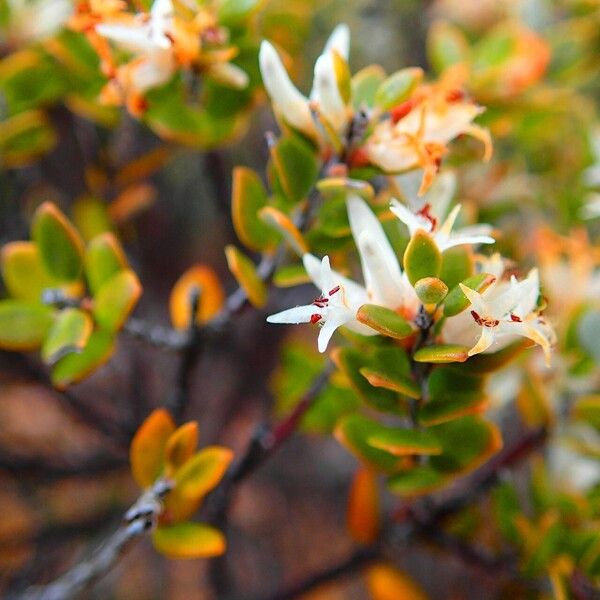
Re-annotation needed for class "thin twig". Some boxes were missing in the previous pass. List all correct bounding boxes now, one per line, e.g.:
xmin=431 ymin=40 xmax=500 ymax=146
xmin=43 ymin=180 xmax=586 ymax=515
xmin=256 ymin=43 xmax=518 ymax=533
xmin=13 ymin=480 xmax=172 ymax=600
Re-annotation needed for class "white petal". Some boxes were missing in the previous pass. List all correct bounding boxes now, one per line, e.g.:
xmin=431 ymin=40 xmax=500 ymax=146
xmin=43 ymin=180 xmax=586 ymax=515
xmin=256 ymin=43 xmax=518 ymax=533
xmin=496 ymin=319 xmax=553 ymax=366
xmin=266 ymin=304 xmax=319 ymax=324
xmin=151 ymin=0 xmax=173 ymax=20
xmin=259 ymin=41 xmax=315 ymax=136
xmin=389 ymin=198 xmax=431 ymax=236
xmin=512 ymin=269 xmax=540 ymax=317
xmin=357 ymin=230 xmax=406 ymax=308
xmin=302 ymin=254 xmax=368 ymax=305
xmin=324 ymin=23 xmax=350 ymax=60
xmin=96 ymin=23 xmax=158 ymax=53
xmin=438 ymin=233 xmax=495 ymax=252
xmin=311 ymin=52 xmax=347 ymax=133
xmin=467 ymin=326 xmax=495 ymax=356
xmin=346 ymin=195 xmax=403 ymax=283
xmin=458 ymin=283 xmax=488 ymax=315
xmin=130 ymin=51 xmax=175 ymax=92
xmin=438 ymin=204 xmax=461 ymax=237
xmin=317 ymin=311 xmax=350 ymax=352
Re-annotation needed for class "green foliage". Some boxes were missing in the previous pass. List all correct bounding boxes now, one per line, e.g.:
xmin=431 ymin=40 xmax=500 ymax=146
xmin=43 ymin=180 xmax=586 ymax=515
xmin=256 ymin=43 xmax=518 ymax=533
xmin=404 ymin=230 xmax=442 ymax=285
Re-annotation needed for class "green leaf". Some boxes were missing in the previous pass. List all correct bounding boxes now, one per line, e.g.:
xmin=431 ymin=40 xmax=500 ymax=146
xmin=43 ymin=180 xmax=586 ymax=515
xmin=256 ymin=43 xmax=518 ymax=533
xmin=388 ymin=466 xmax=445 ymax=496
xmin=429 ymin=416 xmax=501 ymax=475
xmin=332 ymin=347 xmax=404 ymax=414
xmin=269 ymin=135 xmax=319 ymax=203
xmin=367 ymin=426 xmax=442 ymax=456
xmin=50 ymin=329 xmax=115 ymax=389
xmin=32 ymin=202 xmax=84 ymax=281
xmin=443 ymin=273 xmax=495 ymax=317
xmin=374 ymin=68 xmax=423 ymax=110
xmin=273 ymin=263 xmax=311 ymax=288
xmin=153 ymin=523 xmax=226 ymax=558
xmin=356 ymin=304 xmax=413 ymax=340
xmin=41 ymin=308 xmax=93 ymax=365
xmin=0 ymin=300 xmax=53 ymax=350
xmin=258 ymin=206 xmax=308 ymax=255
xmin=414 ymin=277 xmax=448 ymax=305
xmin=218 ymin=0 xmax=261 ymax=25
xmin=85 ymin=233 xmax=128 ymax=295
xmin=360 ymin=366 xmax=421 ymax=400
xmin=0 ymin=109 xmax=57 ymax=167
xmin=72 ymin=196 xmax=112 ymax=242
xmin=413 ymin=344 xmax=469 ymax=364
xmin=403 ymin=230 xmax=441 ymax=286
xmin=427 ymin=22 xmax=471 ymax=74
xmin=1 ymin=241 xmax=60 ymax=302
xmin=351 ymin=65 xmax=386 ymax=109
xmin=335 ymin=413 xmax=402 ymax=473
xmin=438 ymin=247 xmax=473 ymax=290
xmin=224 ymin=245 xmax=267 ymax=308
xmin=231 ymin=167 xmax=279 ymax=252
xmin=93 ymin=269 xmax=142 ymax=332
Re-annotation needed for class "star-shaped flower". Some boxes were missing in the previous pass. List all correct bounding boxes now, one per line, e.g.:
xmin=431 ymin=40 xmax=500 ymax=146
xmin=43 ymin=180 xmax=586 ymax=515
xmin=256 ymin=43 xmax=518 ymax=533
xmin=389 ymin=174 xmax=495 ymax=252
xmin=266 ymin=195 xmax=418 ymax=352
xmin=445 ymin=268 xmax=555 ymax=365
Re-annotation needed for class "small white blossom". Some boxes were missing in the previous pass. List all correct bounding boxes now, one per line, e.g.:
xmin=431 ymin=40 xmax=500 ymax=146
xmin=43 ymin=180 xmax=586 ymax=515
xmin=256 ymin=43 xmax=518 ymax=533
xmin=267 ymin=195 xmax=418 ymax=352
xmin=6 ymin=0 xmax=72 ymax=42
xmin=259 ymin=24 xmax=351 ymax=140
xmin=444 ymin=268 xmax=555 ymax=365
xmin=391 ymin=201 xmax=495 ymax=252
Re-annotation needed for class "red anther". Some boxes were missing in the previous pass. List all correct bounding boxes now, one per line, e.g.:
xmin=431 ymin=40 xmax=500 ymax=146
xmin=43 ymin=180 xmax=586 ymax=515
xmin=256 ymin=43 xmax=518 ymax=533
xmin=510 ymin=313 xmax=522 ymax=322
xmin=311 ymin=295 xmax=329 ymax=308
xmin=328 ymin=286 xmax=340 ymax=296
xmin=164 ymin=32 xmax=175 ymax=45
xmin=391 ymin=99 xmax=415 ymax=124
xmin=445 ymin=88 xmax=465 ymax=103
xmin=347 ymin=147 xmax=371 ymax=168
xmin=416 ymin=203 xmax=438 ymax=230
xmin=471 ymin=310 xmax=483 ymax=325
xmin=310 ymin=313 xmax=322 ymax=324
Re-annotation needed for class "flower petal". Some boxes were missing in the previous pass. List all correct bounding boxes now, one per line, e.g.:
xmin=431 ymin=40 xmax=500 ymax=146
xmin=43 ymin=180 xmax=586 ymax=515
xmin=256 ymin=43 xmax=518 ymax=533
xmin=323 ymin=23 xmax=350 ymax=60
xmin=317 ymin=310 xmax=350 ymax=352
xmin=458 ymin=283 xmax=488 ymax=315
xmin=312 ymin=52 xmax=347 ymax=133
xmin=389 ymin=199 xmax=431 ymax=236
xmin=266 ymin=305 xmax=319 ymax=324
xmin=259 ymin=41 xmax=315 ymax=137
xmin=467 ymin=325 xmax=495 ymax=356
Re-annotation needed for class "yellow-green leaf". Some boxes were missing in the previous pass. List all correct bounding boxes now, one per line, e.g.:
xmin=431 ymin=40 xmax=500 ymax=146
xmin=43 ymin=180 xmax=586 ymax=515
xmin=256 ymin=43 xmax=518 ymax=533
xmin=224 ymin=245 xmax=267 ymax=308
xmin=152 ymin=522 xmax=226 ymax=559
xmin=258 ymin=206 xmax=307 ymax=256
xmin=360 ymin=367 xmax=421 ymax=399
xmin=356 ymin=304 xmax=413 ymax=339
xmin=72 ymin=196 xmax=112 ymax=242
xmin=174 ymin=446 xmax=234 ymax=500
xmin=403 ymin=230 xmax=441 ymax=286
xmin=130 ymin=408 xmax=176 ymax=489
xmin=41 ymin=308 xmax=93 ymax=365
xmin=413 ymin=344 xmax=469 ymax=364
xmin=50 ymin=329 xmax=115 ymax=389
xmin=374 ymin=67 xmax=423 ymax=110
xmin=93 ymin=269 xmax=142 ymax=332
xmin=367 ymin=426 xmax=442 ymax=456
xmin=31 ymin=202 xmax=85 ymax=281
xmin=85 ymin=233 xmax=128 ymax=295
xmin=414 ymin=277 xmax=448 ymax=306
xmin=165 ymin=422 xmax=199 ymax=473
xmin=1 ymin=241 xmax=60 ymax=302
xmin=231 ymin=167 xmax=279 ymax=252
xmin=443 ymin=273 xmax=495 ymax=317
xmin=0 ymin=300 xmax=53 ymax=350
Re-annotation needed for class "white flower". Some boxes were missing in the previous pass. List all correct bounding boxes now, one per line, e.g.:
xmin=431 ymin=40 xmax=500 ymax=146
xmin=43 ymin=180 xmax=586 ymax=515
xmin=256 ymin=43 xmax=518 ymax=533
xmin=259 ymin=24 xmax=351 ymax=140
xmin=95 ymin=0 xmax=177 ymax=95
xmin=267 ymin=195 xmax=418 ymax=352
xmin=443 ymin=268 xmax=555 ymax=365
xmin=6 ymin=0 xmax=72 ymax=42
xmin=389 ymin=177 xmax=495 ymax=252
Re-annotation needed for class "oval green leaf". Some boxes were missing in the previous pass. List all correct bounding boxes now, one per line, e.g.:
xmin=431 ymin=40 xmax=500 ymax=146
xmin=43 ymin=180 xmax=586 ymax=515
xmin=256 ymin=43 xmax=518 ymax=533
xmin=403 ymin=230 xmax=442 ymax=286
xmin=153 ymin=522 xmax=226 ymax=559
xmin=93 ymin=269 xmax=142 ymax=332
xmin=41 ymin=307 xmax=93 ymax=365
xmin=0 ymin=300 xmax=54 ymax=350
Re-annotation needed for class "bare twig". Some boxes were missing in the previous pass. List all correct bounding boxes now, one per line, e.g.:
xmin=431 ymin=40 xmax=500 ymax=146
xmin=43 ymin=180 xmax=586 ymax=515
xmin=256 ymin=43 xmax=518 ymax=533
xmin=13 ymin=480 xmax=172 ymax=600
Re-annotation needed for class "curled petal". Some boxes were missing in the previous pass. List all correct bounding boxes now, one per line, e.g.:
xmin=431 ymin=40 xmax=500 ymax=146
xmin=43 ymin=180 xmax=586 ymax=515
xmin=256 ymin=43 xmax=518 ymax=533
xmin=312 ymin=53 xmax=347 ymax=133
xmin=389 ymin=199 xmax=431 ymax=236
xmin=458 ymin=283 xmax=488 ymax=315
xmin=323 ymin=23 xmax=350 ymax=60
xmin=439 ymin=233 xmax=495 ymax=252
xmin=317 ymin=311 xmax=351 ymax=353
xmin=259 ymin=41 xmax=315 ymax=137
xmin=467 ymin=325 xmax=496 ymax=357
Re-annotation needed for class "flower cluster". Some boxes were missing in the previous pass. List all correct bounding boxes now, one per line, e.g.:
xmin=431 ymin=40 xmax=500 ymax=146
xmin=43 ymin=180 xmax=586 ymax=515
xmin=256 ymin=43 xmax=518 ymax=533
xmin=259 ymin=27 xmax=491 ymax=193
xmin=71 ymin=0 xmax=248 ymax=116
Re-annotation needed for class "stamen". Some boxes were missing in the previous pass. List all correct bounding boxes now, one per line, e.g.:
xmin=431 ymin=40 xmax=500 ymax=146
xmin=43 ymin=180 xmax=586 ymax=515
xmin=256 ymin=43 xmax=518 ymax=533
xmin=328 ymin=286 xmax=340 ymax=296
xmin=445 ymin=89 xmax=465 ymax=103
xmin=510 ymin=314 xmax=522 ymax=322
xmin=310 ymin=314 xmax=322 ymax=324
xmin=416 ymin=203 xmax=438 ymax=230
xmin=471 ymin=310 xmax=499 ymax=328
xmin=391 ymin=99 xmax=416 ymax=124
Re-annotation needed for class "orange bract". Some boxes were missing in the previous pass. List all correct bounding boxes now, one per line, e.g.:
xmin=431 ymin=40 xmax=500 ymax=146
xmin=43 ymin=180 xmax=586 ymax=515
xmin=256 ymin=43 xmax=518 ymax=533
xmin=169 ymin=265 xmax=225 ymax=329
xmin=347 ymin=466 xmax=380 ymax=544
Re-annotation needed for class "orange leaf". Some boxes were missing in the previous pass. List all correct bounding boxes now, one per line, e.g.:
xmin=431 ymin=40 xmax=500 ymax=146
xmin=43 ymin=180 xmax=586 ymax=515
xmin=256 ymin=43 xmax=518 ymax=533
xmin=347 ymin=466 xmax=380 ymax=544
xmin=366 ymin=563 xmax=429 ymax=600
xmin=130 ymin=409 xmax=175 ymax=488
xmin=169 ymin=265 xmax=225 ymax=329
xmin=165 ymin=422 xmax=199 ymax=474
